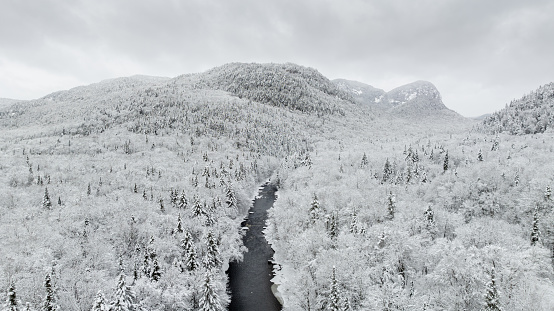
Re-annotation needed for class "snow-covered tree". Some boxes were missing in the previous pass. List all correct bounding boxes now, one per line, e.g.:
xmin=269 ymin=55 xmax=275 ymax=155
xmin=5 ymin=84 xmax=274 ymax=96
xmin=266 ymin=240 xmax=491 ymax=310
xmin=3 ymin=281 xmax=19 ymax=311
xmin=443 ymin=150 xmax=449 ymax=172
xmin=142 ymin=237 xmax=161 ymax=282
xmin=42 ymin=274 xmax=57 ymax=311
xmin=90 ymin=291 xmax=108 ymax=311
xmin=484 ymin=265 xmax=502 ymax=311
xmin=309 ymin=193 xmax=321 ymax=221
xmin=478 ymin=149 xmax=483 ymax=162
xmin=109 ymin=272 xmax=138 ymax=311
xmin=225 ymin=183 xmax=237 ymax=214
xmin=173 ymin=213 xmax=184 ymax=235
xmin=203 ymin=231 xmax=222 ymax=270
xmin=386 ymin=191 xmax=396 ymax=220
xmin=360 ymin=153 xmax=368 ymax=168
xmin=198 ymin=272 xmax=224 ymax=311
xmin=327 ymin=266 xmax=341 ymax=311
xmin=42 ymin=188 xmax=52 ymax=209
xmin=382 ymin=158 xmax=393 ymax=183
xmin=531 ymin=207 xmax=540 ymax=246
xmin=180 ymin=230 xmax=198 ymax=272
xmin=545 ymin=185 xmax=552 ymax=201
xmin=178 ymin=191 xmax=188 ymax=209
xmin=192 ymin=195 xmax=204 ymax=218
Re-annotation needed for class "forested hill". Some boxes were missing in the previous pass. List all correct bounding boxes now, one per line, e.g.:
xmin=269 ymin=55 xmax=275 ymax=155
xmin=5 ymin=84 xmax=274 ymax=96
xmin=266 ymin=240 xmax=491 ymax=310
xmin=191 ymin=62 xmax=354 ymax=115
xmin=481 ymin=82 xmax=554 ymax=134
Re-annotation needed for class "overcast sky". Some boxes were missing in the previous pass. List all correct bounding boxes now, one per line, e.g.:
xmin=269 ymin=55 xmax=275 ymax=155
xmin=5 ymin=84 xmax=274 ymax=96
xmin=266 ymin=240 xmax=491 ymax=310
xmin=1 ymin=0 xmax=553 ymax=116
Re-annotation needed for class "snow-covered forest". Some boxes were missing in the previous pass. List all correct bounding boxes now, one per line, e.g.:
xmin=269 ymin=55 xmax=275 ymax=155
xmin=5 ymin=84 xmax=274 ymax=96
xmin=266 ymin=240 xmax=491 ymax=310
xmin=1 ymin=63 xmax=553 ymax=310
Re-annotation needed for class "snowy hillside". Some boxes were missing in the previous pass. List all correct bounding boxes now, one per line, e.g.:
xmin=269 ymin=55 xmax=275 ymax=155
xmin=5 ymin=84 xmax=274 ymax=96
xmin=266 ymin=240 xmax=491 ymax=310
xmin=332 ymin=79 xmax=386 ymax=108
xmin=481 ymin=82 xmax=554 ymax=134
xmin=1 ymin=63 xmax=553 ymax=310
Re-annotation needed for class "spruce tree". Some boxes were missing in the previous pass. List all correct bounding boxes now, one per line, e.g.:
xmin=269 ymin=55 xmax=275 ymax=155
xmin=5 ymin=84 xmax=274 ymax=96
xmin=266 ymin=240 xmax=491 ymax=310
xmin=382 ymin=158 xmax=392 ymax=183
xmin=443 ymin=150 xmax=449 ymax=172
xmin=192 ymin=195 xmax=204 ymax=218
xmin=478 ymin=149 xmax=483 ymax=162
xmin=225 ymin=183 xmax=237 ymax=214
xmin=545 ymin=185 xmax=552 ymax=201
xmin=309 ymin=193 xmax=320 ymax=221
xmin=109 ymin=271 xmax=137 ymax=311
xmin=180 ymin=230 xmax=198 ymax=272
xmin=360 ymin=153 xmax=368 ymax=168
xmin=42 ymin=274 xmax=57 ymax=311
xmin=198 ymin=272 xmax=224 ymax=311
xmin=178 ymin=191 xmax=188 ymax=209
xmin=42 ymin=188 xmax=52 ymax=209
xmin=531 ymin=207 xmax=540 ymax=246
xmin=484 ymin=265 xmax=502 ymax=311
xmin=90 ymin=290 xmax=108 ymax=311
xmin=4 ymin=281 xmax=19 ymax=311
xmin=174 ymin=213 xmax=184 ymax=235
xmin=203 ymin=231 xmax=221 ymax=270
xmin=328 ymin=266 xmax=341 ymax=311
xmin=386 ymin=191 xmax=396 ymax=220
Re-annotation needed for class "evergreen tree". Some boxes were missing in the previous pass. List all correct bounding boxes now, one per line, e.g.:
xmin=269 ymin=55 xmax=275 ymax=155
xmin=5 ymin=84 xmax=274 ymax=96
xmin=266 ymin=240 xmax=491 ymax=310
xmin=478 ymin=149 xmax=483 ymax=162
xmin=178 ymin=191 xmax=188 ymax=209
xmin=443 ymin=150 xmax=449 ymax=172
xmin=382 ymin=158 xmax=392 ymax=183
xmin=192 ymin=195 xmax=204 ymax=218
xmin=484 ymin=265 xmax=502 ymax=311
xmin=531 ymin=207 xmax=540 ymax=246
xmin=545 ymin=185 xmax=552 ymax=201
xmin=143 ymin=237 xmax=162 ymax=282
xmin=90 ymin=291 xmax=108 ymax=311
xmin=225 ymin=183 xmax=238 ymax=214
xmin=309 ymin=193 xmax=320 ymax=221
xmin=42 ymin=188 xmax=52 ymax=209
xmin=4 ymin=281 xmax=19 ymax=311
xmin=109 ymin=272 xmax=138 ymax=311
xmin=87 ymin=183 xmax=92 ymax=196
xmin=328 ymin=266 xmax=341 ymax=311
xmin=386 ymin=191 xmax=396 ymax=220
xmin=174 ymin=213 xmax=184 ymax=235
xmin=328 ymin=213 xmax=339 ymax=239
xmin=360 ymin=153 xmax=368 ymax=168
xmin=203 ymin=231 xmax=222 ymax=270
xmin=42 ymin=274 xmax=57 ymax=311
xmin=180 ymin=230 xmax=198 ymax=272
xmin=198 ymin=272 xmax=224 ymax=311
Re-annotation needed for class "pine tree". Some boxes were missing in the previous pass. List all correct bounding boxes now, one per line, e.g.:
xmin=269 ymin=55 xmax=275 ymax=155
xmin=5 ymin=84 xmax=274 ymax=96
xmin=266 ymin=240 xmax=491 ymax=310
xmin=198 ymin=272 xmax=224 ymax=311
xmin=328 ymin=213 xmax=339 ymax=239
xmin=42 ymin=274 xmax=57 ymax=311
xmin=309 ymin=193 xmax=320 ymax=221
xmin=178 ymin=191 xmax=188 ymax=209
xmin=478 ymin=149 xmax=484 ymax=162
xmin=180 ymin=230 xmax=198 ymax=272
xmin=443 ymin=150 xmax=449 ymax=172
xmin=360 ymin=153 xmax=368 ymax=168
xmin=328 ymin=266 xmax=341 ymax=311
xmin=531 ymin=207 xmax=540 ymax=246
xmin=382 ymin=158 xmax=392 ymax=183
xmin=109 ymin=271 xmax=138 ymax=311
xmin=4 ymin=281 xmax=19 ymax=311
xmin=42 ymin=188 xmax=52 ymax=209
xmin=545 ymin=185 xmax=552 ymax=201
xmin=90 ymin=291 xmax=108 ymax=311
xmin=174 ymin=213 xmax=184 ymax=235
xmin=192 ymin=195 xmax=204 ymax=218
xmin=143 ymin=237 xmax=162 ymax=282
xmin=203 ymin=231 xmax=221 ymax=270
xmin=484 ymin=265 xmax=502 ymax=311
xmin=386 ymin=191 xmax=396 ymax=220
xmin=225 ymin=183 xmax=237 ymax=214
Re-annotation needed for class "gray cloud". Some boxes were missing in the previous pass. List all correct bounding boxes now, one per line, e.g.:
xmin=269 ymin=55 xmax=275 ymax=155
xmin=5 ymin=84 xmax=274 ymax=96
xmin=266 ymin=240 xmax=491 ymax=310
xmin=1 ymin=0 xmax=553 ymax=116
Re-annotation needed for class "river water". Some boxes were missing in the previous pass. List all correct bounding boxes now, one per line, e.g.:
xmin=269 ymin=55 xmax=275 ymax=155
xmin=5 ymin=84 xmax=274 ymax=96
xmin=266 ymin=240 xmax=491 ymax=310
xmin=227 ymin=183 xmax=282 ymax=311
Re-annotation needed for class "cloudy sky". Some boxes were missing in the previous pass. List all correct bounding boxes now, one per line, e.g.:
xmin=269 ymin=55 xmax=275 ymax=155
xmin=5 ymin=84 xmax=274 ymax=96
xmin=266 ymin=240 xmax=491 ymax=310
xmin=1 ymin=0 xmax=553 ymax=116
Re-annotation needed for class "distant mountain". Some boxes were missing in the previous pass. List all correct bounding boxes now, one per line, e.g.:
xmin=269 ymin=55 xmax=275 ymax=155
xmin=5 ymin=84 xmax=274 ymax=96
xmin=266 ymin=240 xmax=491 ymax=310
xmin=332 ymin=79 xmax=386 ymax=108
xmin=334 ymin=79 xmax=460 ymax=118
xmin=0 ymin=98 xmax=23 ymax=109
xmin=481 ymin=82 xmax=554 ymax=134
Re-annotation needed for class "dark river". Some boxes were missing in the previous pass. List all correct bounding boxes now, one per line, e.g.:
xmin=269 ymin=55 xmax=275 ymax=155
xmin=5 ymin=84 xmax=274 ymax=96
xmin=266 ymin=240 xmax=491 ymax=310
xmin=227 ymin=183 xmax=282 ymax=311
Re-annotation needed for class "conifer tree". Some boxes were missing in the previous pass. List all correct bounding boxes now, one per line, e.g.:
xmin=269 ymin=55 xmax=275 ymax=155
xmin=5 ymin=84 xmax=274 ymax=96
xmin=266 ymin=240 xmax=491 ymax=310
xmin=42 ymin=274 xmax=57 ymax=311
xmin=309 ymin=193 xmax=320 ymax=221
xmin=386 ymin=191 xmax=396 ymax=220
xmin=198 ymin=272 xmax=224 ymax=311
xmin=4 ymin=281 xmax=19 ymax=311
xmin=174 ymin=214 xmax=184 ymax=235
xmin=203 ymin=231 xmax=221 ymax=270
xmin=484 ymin=265 xmax=502 ymax=311
xmin=478 ymin=149 xmax=483 ymax=162
xmin=109 ymin=271 xmax=138 ymax=311
xmin=180 ymin=230 xmax=198 ymax=272
xmin=443 ymin=150 xmax=449 ymax=172
xmin=328 ymin=213 xmax=339 ymax=239
xmin=90 ymin=291 xmax=108 ymax=311
xmin=225 ymin=183 xmax=238 ymax=214
xmin=178 ymin=191 xmax=188 ymax=209
xmin=360 ymin=153 xmax=368 ymax=168
xmin=382 ymin=158 xmax=392 ymax=183
xmin=143 ymin=237 xmax=162 ymax=282
xmin=545 ymin=185 xmax=552 ymax=201
xmin=531 ymin=207 xmax=540 ymax=246
xmin=192 ymin=195 xmax=204 ymax=218
xmin=42 ymin=188 xmax=52 ymax=209
xmin=328 ymin=266 xmax=341 ymax=311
